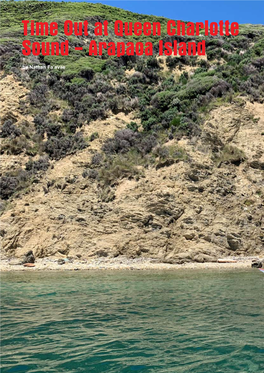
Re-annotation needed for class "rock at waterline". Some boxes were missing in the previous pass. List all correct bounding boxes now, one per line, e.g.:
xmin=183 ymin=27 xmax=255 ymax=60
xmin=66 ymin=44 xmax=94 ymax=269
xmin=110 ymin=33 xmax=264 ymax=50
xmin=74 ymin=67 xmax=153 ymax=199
xmin=251 ymin=260 xmax=262 ymax=268
xmin=21 ymin=250 xmax=35 ymax=264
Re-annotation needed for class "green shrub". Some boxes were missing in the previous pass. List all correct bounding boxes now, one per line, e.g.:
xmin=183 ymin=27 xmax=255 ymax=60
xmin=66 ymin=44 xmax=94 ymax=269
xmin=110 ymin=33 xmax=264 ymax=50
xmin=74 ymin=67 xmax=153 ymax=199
xmin=170 ymin=117 xmax=181 ymax=127
xmin=126 ymin=121 xmax=139 ymax=132
xmin=150 ymin=91 xmax=177 ymax=111
xmin=176 ymin=76 xmax=220 ymax=100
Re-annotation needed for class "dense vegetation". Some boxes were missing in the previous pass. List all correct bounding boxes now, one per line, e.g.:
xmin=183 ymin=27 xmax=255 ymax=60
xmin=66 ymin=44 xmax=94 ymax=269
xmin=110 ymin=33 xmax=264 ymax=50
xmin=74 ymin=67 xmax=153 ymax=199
xmin=0 ymin=1 xmax=264 ymax=201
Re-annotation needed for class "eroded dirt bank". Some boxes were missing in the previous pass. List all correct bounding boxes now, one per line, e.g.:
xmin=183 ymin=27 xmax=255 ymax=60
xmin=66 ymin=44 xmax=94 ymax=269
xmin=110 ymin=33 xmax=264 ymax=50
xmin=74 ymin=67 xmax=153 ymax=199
xmin=0 ymin=75 xmax=264 ymax=264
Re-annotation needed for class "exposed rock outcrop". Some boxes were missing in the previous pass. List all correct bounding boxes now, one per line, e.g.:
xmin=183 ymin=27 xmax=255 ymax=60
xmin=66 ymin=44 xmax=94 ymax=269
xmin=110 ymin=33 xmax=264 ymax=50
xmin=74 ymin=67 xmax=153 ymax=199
xmin=0 ymin=77 xmax=263 ymax=263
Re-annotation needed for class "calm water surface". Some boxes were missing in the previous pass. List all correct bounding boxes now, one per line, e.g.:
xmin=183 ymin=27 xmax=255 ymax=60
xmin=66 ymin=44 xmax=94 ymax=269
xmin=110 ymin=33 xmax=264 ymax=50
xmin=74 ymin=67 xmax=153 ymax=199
xmin=1 ymin=269 xmax=263 ymax=373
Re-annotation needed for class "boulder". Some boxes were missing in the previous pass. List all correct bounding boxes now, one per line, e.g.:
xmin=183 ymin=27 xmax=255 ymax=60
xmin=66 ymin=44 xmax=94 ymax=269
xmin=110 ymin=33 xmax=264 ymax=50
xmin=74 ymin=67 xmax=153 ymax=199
xmin=96 ymin=249 xmax=108 ymax=257
xmin=193 ymin=253 xmax=217 ymax=263
xmin=21 ymin=250 xmax=35 ymax=264
xmin=227 ymin=233 xmax=241 ymax=251
xmin=251 ymin=260 xmax=262 ymax=268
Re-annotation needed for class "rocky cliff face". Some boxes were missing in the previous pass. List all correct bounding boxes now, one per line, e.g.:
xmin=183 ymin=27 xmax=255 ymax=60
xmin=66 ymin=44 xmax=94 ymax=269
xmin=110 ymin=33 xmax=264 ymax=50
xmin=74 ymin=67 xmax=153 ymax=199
xmin=1 ymin=2 xmax=264 ymax=262
xmin=1 ymin=74 xmax=263 ymax=263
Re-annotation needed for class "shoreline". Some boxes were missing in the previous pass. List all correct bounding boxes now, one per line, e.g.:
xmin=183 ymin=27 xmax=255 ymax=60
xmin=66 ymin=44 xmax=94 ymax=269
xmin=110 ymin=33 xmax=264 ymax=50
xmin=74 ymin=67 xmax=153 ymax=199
xmin=0 ymin=256 xmax=261 ymax=272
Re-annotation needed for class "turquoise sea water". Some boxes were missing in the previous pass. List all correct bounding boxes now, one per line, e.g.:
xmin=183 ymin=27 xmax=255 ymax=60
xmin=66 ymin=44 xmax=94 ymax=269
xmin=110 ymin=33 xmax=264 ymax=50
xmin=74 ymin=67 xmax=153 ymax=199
xmin=1 ymin=270 xmax=263 ymax=373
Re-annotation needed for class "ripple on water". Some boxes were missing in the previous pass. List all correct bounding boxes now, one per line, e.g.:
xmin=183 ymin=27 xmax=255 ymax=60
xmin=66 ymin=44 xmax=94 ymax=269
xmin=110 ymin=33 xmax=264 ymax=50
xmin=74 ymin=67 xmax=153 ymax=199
xmin=1 ymin=270 xmax=264 ymax=373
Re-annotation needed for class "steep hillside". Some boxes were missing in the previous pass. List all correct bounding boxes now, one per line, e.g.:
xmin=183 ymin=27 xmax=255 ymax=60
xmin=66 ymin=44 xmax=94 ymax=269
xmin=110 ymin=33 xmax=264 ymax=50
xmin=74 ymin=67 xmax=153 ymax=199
xmin=0 ymin=1 xmax=264 ymax=262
